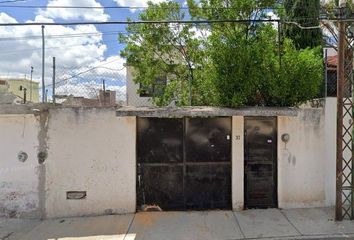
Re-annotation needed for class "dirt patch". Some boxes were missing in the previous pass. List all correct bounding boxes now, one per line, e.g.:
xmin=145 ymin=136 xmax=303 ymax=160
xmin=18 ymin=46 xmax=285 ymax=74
xmin=135 ymin=212 xmax=176 ymax=227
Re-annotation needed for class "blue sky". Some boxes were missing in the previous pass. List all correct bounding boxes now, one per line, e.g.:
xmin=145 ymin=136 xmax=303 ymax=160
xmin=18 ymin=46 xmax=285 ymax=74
xmin=0 ymin=0 xmax=144 ymax=60
xmin=0 ymin=0 xmax=187 ymax=99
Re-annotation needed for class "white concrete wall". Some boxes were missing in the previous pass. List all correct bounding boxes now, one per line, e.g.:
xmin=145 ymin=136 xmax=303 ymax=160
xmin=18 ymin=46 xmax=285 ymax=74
xmin=0 ymin=104 xmax=336 ymax=219
xmin=0 ymin=114 xmax=41 ymax=218
xmin=278 ymin=108 xmax=326 ymax=208
xmin=126 ymin=66 xmax=154 ymax=107
xmin=45 ymin=108 xmax=136 ymax=218
xmin=232 ymin=116 xmax=244 ymax=211
xmin=325 ymin=98 xmax=336 ymax=207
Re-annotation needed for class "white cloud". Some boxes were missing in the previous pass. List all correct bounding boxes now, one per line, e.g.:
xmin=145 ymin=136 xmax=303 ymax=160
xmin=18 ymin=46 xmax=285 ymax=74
xmin=266 ymin=11 xmax=278 ymax=29
xmin=0 ymin=0 xmax=130 ymax=103
xmin=190 ymin=26 xmax=211 ymax=40
xmin=38 ymin=0 xmax=109 ymax=21
xmin=0 ymin=9 xmax=126 ymax=103
xmin=93 ymin=55 xmax=126 ymax=77
xmin=56 ymin=81 xmax=126 ymax=101
xmin=0 ymin=12 xmax=17 ymax=23
xmin=0 ymin=13 xmax=107 ymax=83
xmin=114 ymin=0 xmax=167 ymax=12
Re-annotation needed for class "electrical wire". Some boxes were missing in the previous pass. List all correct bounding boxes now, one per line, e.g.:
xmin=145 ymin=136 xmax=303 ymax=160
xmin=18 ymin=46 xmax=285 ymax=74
xmin=48 ymin=59 xmax=126 ymax=87
xmin=0 ymin=19 xmax=282 ymax=27
xmin=284 ymin=21 xmax=322 ymax=29
xmin=0 ymin=30 xmax=130 ymax=41
xmin=0 ymin=0 xmax=26 ymax=3
xmin=0 ymin=40 xmax=122 ymax=55
xmin=0 ymin=4 xmax=283 ymax=10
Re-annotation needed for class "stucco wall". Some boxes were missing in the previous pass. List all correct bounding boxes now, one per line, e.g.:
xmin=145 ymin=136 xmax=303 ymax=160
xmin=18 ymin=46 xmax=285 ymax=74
xmin=0 ymin=114 xmax=41 ymax=218
xmin=0 ymin=105 xmax=334 ymax=218
xmin=7 ymin=79 xmax=40 ymax=103
xmin=232 ymin=116 xmax=244 ymax=211
xmin=45 ymin=108 xmax=136 ymax=218
xmin=324 ymin=98 xmax=336 ymax=207
xmin=126 ymin=66 xmax=154 ymax=107
xmin=278 ymin=108 xmax=326 ymax=208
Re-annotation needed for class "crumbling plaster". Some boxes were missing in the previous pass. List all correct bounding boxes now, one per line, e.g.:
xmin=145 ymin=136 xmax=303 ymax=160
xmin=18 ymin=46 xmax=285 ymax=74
xmin=0 ymin=104 xmax=334 ymax=218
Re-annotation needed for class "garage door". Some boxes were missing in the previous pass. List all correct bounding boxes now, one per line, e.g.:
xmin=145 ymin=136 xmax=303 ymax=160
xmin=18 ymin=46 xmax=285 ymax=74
xmin=137 ymin=117 xmax=231 ymax=211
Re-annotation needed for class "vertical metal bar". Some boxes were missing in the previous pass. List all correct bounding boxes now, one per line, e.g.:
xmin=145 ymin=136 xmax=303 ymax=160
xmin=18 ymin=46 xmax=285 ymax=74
xmin=30 ymin=66 xmax=33 ymax=102
xmin=183 ymin=117 xmax=186 ymax=209
xmin=52 ymin=57 xmax=56 ymax=104
xmin=41 ymin=25 xmax=45 ymax=103
xmin=188 ymin=69 xmax=192 ymax=106
xmin=352 ymin=65 xmax=354 ymax=221
xmin=325 ymin=49 xmax=328 ymax=98
xmin=336 ymin=17 xmax=345 ymax=221
xmin=23 ymin=88 xmax=27 ymax=104
xmin=348 ymin=39 xmax=354 ymax=220
xmin=278 ymin=20 xmax=281 ymax=66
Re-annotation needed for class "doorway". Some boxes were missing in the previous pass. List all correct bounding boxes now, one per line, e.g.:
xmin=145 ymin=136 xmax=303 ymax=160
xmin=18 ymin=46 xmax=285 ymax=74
xmin=137 ymin=117 xmax=232 ymax=211
xmin=244 ymin=117 xmax=277 ymax=208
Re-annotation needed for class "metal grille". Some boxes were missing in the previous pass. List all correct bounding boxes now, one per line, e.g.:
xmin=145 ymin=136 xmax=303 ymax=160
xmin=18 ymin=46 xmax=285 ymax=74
xmin=326 ymin=70 xmax=337 ymax=97
xmin=137 ymin=117 xmax=232 ymax=211
xmin=337 ymin=46 xmax=354 ymax=220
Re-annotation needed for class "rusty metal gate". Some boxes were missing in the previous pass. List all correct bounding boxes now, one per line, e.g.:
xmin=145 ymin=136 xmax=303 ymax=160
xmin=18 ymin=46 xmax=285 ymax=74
xmin=244 ymin=117 xmax=277 ymax=208
xmin=137 ymin=117 xmax=231 ymax=211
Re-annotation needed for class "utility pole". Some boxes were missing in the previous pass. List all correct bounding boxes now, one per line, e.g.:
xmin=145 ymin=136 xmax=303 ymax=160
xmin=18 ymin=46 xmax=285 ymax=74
xmin=23 ymin=87 xmax=27 ymax=104
xmin=336 ymin=0 xmax=346 ymax=221
xmin=52 ymin=57 xmax=56 ymax=104
xmin=188 ymin=68 xmax=192 ymax=106
xmin=278 ymin=20 xmax=282 ymax=66
xmin=30 ymin=66 xmax=33 ymax=102
xmin=41 ymin=25 xmax=45 ymax=103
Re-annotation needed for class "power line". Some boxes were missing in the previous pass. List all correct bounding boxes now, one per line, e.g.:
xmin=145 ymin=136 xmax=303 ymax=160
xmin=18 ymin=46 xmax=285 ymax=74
xmin=48 ymin=58 xmax=125 ymax=87
xmin=285 ymin=21 xmax=321 ymax=30
xmin=0 ymin=19 xmax=282 ymax=27
xmin=0 ymin=4 xmax=283 ymax=10
xmin=0 ymin=30 xmax=130 ymax=41
xmin=0 ymin=0 xmax=26 ymax=3
xmin=0 ymin=40 xmax=122 ymax=55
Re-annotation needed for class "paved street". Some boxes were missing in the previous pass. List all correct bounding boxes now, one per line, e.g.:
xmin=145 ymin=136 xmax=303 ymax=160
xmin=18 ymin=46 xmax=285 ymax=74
xmin=1 ymin=208 xmax=354 ymax=240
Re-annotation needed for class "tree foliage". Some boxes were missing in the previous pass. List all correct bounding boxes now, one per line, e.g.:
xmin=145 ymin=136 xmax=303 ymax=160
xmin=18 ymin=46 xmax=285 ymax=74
xmin=283 ymin=0 xmax=322 ymax=49
xmin=119 ymin=1 xmax=216 ymax=106
xmin=120 ymin=0 xmax=323 ymax=107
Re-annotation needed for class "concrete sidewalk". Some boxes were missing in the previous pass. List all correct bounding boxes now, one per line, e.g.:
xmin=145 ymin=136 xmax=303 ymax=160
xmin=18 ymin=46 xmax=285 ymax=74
xmin=1 ymin=208 xmax=354 ymax=240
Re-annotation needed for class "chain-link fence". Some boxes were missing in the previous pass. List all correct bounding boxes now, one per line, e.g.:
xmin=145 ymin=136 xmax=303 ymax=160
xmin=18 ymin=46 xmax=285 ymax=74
xmin=47 ymin=63 xmax=126 ymax=106
xmin=37 ymin=61 xmax=157 ymax=107
xmin=325 ymin=50 xmax=338 ymax=98
xmin=2 ymin=52 xmax=335 ymax=108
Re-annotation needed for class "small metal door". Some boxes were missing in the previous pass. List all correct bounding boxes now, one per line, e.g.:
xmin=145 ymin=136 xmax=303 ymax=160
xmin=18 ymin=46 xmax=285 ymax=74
xmin=244 ymin=117 xmax=277 ymax=208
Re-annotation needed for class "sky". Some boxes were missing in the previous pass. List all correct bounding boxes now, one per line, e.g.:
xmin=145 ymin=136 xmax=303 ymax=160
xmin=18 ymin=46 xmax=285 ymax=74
xmin=0 ymin=0 xmax=175 ymax=100
xmin=0 ymin=0 xmax=276 ymax=101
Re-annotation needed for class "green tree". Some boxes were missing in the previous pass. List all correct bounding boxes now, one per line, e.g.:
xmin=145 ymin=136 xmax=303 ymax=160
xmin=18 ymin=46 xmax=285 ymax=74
xmin=283 ymin=0 xmax=323 ymax=49
xmin=121 ymin=0 xmax=324 ymax=107
xmin=119 ymin=1 xmax=217 ymax=106
xmin=187 ymin=0 xmax=323 ymax=107
xmin=270 ymin=40 xmax=323 ymax=106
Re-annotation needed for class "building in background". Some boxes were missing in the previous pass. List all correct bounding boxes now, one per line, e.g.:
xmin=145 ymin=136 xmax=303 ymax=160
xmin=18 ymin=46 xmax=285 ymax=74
xmin=126 ymin=65 xmax=155 ymax=107
xmin=126 ymin=65 xmax=169 ymax=107
xmin=0 ymin=78 xmax=40 ymax=103
xmin=61 ymin=90 xmax=117 ymax=107
xmin=0 ymin=80 xmax=9 ymax=93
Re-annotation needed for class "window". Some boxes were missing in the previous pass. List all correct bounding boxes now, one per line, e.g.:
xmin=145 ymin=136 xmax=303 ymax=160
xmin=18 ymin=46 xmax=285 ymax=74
xmin=139 ymin=77 xmax=167 ymax=97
